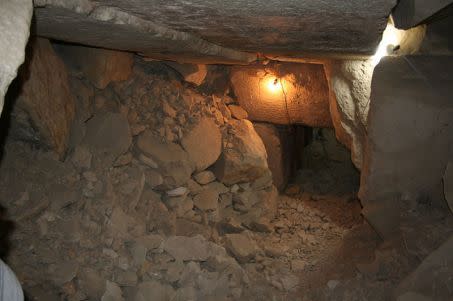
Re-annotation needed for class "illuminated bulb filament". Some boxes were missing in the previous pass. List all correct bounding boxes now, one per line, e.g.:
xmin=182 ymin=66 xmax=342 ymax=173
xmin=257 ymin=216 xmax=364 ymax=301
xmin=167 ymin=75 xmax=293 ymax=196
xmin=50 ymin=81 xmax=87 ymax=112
xmin=266 ymin=77 xmax=282 ymax=93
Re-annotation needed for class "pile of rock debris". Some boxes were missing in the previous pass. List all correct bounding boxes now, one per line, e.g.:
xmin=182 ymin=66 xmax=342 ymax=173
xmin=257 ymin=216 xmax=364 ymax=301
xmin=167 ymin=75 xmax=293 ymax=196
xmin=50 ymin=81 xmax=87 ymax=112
xmin=0 ymin=38 xmax=355 ymax=301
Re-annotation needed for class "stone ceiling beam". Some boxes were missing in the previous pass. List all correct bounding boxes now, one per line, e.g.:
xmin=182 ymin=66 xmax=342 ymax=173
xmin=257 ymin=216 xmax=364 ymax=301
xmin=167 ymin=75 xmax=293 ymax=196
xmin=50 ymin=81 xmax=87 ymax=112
xmin=34 ymin=0 xmax=397 ymax=64
xmin=392 ymin=0 xmax=453 ymax=29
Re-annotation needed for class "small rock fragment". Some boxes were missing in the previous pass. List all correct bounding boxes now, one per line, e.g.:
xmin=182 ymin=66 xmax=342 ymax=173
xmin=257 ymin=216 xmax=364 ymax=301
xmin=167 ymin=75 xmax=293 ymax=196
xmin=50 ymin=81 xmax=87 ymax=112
xmin=113 ymin=269 xmax=137 ymax=286
xmin=225 ymin=233 xmax=259 ymax=263
xmin=101 ymin=281 xmax=124 ymax=301
xmin=291 ymin=259 xmax=306 ymax=272
xmin=281 ymin=274 xmax=299 ymax=292
xmin=162 ymin=235 xmax=210 ymax=261
xmin=114 ymin=152 xmax=133 ymax=167
xmin=228 ymin=105 xmax=248 ymax=120
xmin=144 ymin=169 xmax=164 ymax=188
xmin=327 ymin=279 xmax=340 ymax=290
xmin=138 ymin=153 xmax=159 ymax=168
xmin=285 ymin=184 xmax=301 ymax=195
xmin=71 ymin=145 xmax=92 ymax=169
xmin=166 ymin=187 xmax=187 ymax=197
xmin=136 ymin=234 xmax=164 ymax=250
xmin=128 ymin=242 xmax=147 ymax=267
xmin=193 ymin=170 xmax=216 ymax=185
xmin=162 ymin=102 xmax=177 ymax=118
xmin=193 ymin=189 xmax=219 ymax=211
xmin=264 ymin=244 xmax=289 ymax=258
xmin=48 ymin=260 xmax=79 ymax=286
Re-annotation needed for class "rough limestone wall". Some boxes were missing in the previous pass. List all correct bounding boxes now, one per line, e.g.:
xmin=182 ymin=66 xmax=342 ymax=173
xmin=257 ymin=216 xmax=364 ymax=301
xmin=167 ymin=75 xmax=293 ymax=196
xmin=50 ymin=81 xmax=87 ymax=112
xmin=324 ymin=23 xmax=426 ymax=170
xmin=0 ymin=0 xmax=33 ymax=115
xmin=324 ymin=60 xmax=373 ymax=169
xmin=359 ymin=56 xmax=453 ymax=239
xmin=230 ymin=63 xmax=332 ymax=127
xmin=13 ymin=38 xmax=76 ymax=159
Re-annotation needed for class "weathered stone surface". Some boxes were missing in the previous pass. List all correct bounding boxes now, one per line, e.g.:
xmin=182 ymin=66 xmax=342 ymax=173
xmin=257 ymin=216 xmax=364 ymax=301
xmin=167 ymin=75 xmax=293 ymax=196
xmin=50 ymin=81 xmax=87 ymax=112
xmin=70 ymin=145 xmax=92 ymax=170
xmin=359 ymin=56 xmax=453 ymax=238
xmin=194 ymin=189 xmax=219 ymax=211
xmin=79 ymin=268 xmax=105 ymax=300
xmin=144 ymin=169 xmax=164 ymax=188
xmin=193 ymin=170 xmax=216 ymax=185
xmin=228 ymin=105 xmax=248 ymax=120
xmin=82 ymin=112 xmax=131 ymax=167
xmin=234 ymin=185 xmax=278 ymax=219
xmin=204 ymin=181 xmax=229 ymax=195
xmin=135 ymin=280 xmax=176 ymax=301
xmin=251 ymin=170 xmax=273 ymax=190
xmin=395 ymin=235 xmax=453 ymax=300
xmin=162 ymin=235 xmax=211 ymax=261
xmin=325 ymin=24 xmax=426 ymax=164
xmin=290 ymin=259 xmax=306 ymax=271
xmin=0 ymin=0 xmax=33 ymax=115
xmin=253 ymin=123 xmax=290 ymax=191
xmin=230 ymin=63 xmax=331 ymax=127
xmin=136 ymin=234 xmax=164 ymax=250
xmin=34 ymin=2 xmax=255 ymax=65
xmin=181 ymin=117 xmax=222 ymax=172
xmin=48 ymin=260 xmax=79 ymax=286
xmin=34 ymin=0 xmax=395 ymax=63
xmin=261 ymin=185 xmax=279 ymax=219
xmin=110 ymin=207 xmax=133 ymax=235
xmin=113 ymin=269 xmax=138 ymax=287
xmin=144 ymin=190 xmax=176 ymax=235
xmin=396 ymin=292 xmax=432 ymax=301
xmin=444 ymin=161 xmax=453 ymax=214
xmin=166 ymin=62 xmax=207 ymax=85
xmin=101 ymin=281 xmax=124 ymax=301
xmin=225 ymin=233 xmax=259 ymax=263
xmin=214 ymin=120 xmax=268 ymax=185
xmin=15 ymin=38 xmax=76 ymax=158
xmin=166 ymin=187 xmax=188 ymax=197
xmin=392 ymin=0 xmax=451 ymax=30
xmin=165 ymin=195 xmax=193 ymax=217
xmin=138 ymin=130 xmax=193 ymax=187
xmin=54 ymin=43 xmax=134 ymax=89
xmin=324 ymin=59 xmax=373 ymax=169
xmin=138 ymin=153 xmax=158 ymax=168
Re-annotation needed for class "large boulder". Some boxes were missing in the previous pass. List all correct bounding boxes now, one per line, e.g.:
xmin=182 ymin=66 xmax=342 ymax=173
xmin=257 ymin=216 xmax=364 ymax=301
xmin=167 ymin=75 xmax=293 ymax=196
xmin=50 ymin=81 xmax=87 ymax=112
xmin=181 ymin=117 xmax=222 ymax=172
xmin=359 ymin=56 xmax=453 ymax=239
xmin=253 ymin=123 xmax=291 ymax=191
xmin=14 ymin=38 xmax=76 ymax=158
xmin=213 ymin=120 xmax=268 ymax=185
xmin=324 ymin=59 xmax=373 ymax=169
xmin=324 ymin=22 xmax=426 ymax=170
xmin=0 ymin=0 xmax=33 ymax=115
xmin=54 ymin=43 xmax=134 ymax=89
xmin=137 ymin=130 xmax=194 ymax=188
xmin=395 ymin=235 xmax=453 ymax=300
xmin=230 ymin=62 xmax=331 ymax=127
xmin=225 ymin=233 xmax=260 ymax=264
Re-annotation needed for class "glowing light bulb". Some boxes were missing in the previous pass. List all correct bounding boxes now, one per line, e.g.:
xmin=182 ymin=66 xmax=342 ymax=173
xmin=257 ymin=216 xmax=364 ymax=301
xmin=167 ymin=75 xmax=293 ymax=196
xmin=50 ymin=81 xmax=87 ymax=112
xmin=266 ymin=77 xmax=282 ymax=93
